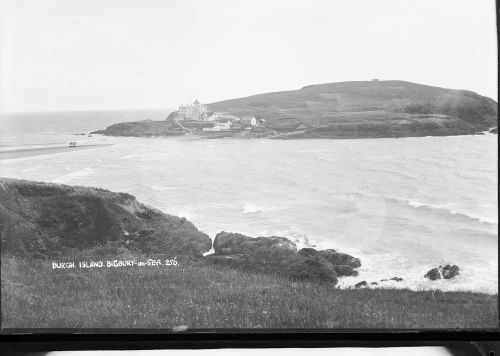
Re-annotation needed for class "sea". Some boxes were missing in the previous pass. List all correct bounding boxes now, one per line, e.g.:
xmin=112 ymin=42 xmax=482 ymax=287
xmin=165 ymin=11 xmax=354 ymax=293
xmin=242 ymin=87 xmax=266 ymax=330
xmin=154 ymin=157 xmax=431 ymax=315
xmin=0 ymin=111 xmax=497 ymax=293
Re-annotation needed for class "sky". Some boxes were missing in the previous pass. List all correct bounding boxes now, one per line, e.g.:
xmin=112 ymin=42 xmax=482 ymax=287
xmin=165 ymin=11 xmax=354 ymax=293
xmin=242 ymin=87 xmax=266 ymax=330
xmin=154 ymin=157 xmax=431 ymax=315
xmin=0 ymin=0 xmax=497 ymax=112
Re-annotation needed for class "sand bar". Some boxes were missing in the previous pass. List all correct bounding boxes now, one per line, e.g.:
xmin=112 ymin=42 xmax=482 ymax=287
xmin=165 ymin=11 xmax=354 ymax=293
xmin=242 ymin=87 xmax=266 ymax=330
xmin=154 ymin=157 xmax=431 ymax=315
xmin=0 ymin=144 xmax=113 ymax=160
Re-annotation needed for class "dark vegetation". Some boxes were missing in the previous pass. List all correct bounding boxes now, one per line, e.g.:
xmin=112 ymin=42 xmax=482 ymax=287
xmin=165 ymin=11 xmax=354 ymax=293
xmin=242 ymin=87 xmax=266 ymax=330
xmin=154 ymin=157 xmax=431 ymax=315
xmin=0 ymin=178 xmax=211 ymax=258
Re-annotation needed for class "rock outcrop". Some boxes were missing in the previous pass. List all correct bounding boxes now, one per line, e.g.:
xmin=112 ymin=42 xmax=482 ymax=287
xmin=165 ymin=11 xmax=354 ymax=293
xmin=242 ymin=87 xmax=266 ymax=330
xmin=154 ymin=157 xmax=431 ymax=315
xmin=0 ymin=178 xmax=212 ymax=258
xmin=91 ymin=119 xmax=185 ymax=137
xmin=213 ymin=231 xmax=297 ymax=255
xmin=380 ymin=277 xmax=404 ymax=282
xmin=207 ymin=232 xmax=361 ymax=284
xmin=424 ymin=265 xmax=460 ymax=281
xmin=355 ymin=281 xmax=368 ymax=288
xmin=298 ymin=248 xmax=361 ymax=277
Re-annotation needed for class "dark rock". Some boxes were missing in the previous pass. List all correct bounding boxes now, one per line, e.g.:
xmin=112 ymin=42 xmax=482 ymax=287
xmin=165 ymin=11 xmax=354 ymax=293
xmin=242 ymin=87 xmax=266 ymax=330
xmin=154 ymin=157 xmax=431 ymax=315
xmin=298 ymin=247 xmax=321 ymax=258
xmin=298 ymin=248 xmax=361 ymax=276
xmin=424 ymin=265 xmax=460 ymax=280
xmin=490 ymin=127 xmax=498 ymax=134
xmin=207 ymin=245 xmax=338 ymax=283
xmin=285 ymin=253 xmax=338 ymax=283
xmin=424 ymin=268 xmax=441 ymax=280
xmin=334 ymin=264 xmax=359 ymax=277
xmin=319 ymin=249 xmax=361 ymax=268
xmin=208 ymin=233 xmax=361 ymax=284
xmin=389 ymin=277 xmax=403 ymax=282
xmin=355 ymin=281 xmax=368 ymax=288
xmin=214 ymin=232 xmax=297 ymax=255
xmin=442 ymin=265 xmax=460 ymax=279
xmin=370 ymin=282 xmax=378 ymax=286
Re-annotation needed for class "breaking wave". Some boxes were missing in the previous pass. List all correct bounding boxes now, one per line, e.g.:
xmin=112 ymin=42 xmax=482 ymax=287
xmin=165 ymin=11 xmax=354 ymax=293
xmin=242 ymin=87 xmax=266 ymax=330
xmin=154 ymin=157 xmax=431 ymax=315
xmin=401 ymin=198 xmax=498 ymax=226
xmin=51 ymin=167 xmax=95 ymax=184
xmin=242 ymin=204 xmax=284 ymax=214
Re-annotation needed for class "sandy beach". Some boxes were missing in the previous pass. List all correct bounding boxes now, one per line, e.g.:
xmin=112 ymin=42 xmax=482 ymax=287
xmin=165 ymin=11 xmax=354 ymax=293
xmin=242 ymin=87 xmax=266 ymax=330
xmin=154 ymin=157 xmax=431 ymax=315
xmin=0 ymin=144 xmax=112 ymax=160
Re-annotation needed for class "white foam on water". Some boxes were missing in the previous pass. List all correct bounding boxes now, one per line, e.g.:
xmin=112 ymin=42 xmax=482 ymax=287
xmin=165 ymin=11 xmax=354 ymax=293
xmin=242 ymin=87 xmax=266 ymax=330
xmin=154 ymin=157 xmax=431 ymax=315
xmin=152 ymin=185 xmax=179 ymax=191
xmin=51 ymin=167 xmax=95 ymax=184
xmin=404 ymin=199 xmax=498 ymax=225
xmin=242 ymin=204 xmax=284 ymax=214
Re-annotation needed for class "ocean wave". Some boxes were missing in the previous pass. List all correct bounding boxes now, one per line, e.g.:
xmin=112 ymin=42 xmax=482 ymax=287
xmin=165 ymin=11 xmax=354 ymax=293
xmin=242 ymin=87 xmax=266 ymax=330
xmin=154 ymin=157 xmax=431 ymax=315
xmin=118 ymin=153 xmax=145 ymax=159
xmin=362 ymin=167 xmax=418 ymax=180
xmin=152 ymin=185 xmax=179 ymax=191
xmin=393 ymin=197 xmax=498 ymax=226
xmin=0 ymin=143 xmax=65 ymax=152
xmin=457 ymin=171 xmax=497 ymax=181
xmin=336 ymin=257 xmax=498 ymax=294
xmin=242 ymin=204 xmax=284 ymax=214
xmin=253 ymin=227 xmax=315 ymax=250
xmin=297 ymin=149 xmax=332 ymax=153
xmin=51 ymin=167 xmax=94 ymax=184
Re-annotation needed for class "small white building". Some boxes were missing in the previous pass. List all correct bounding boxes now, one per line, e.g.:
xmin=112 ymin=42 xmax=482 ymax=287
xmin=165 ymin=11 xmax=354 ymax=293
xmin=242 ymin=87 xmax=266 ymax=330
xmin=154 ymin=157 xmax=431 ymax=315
xmin=242 ymin=116 xmax=264 ymax=128
xmin=202 ymin=112 xmax=218 ymax=121
xmin=202 ymin=119 xmax=233 ymax=132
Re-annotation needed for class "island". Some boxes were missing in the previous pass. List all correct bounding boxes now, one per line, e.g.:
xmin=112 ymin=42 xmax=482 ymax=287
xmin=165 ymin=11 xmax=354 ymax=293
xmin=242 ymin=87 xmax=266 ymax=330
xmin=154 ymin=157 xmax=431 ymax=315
xmin=92 ymin=80 xmax=498 ymax=139
xmin=1 ymin=178 xmax=497 ymax=328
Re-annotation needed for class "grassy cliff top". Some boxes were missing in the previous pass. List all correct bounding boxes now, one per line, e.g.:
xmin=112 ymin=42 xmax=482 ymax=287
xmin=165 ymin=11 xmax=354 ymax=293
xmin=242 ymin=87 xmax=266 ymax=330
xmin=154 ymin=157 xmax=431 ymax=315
xmin=0 ymin=178 xmax=212 ymax=257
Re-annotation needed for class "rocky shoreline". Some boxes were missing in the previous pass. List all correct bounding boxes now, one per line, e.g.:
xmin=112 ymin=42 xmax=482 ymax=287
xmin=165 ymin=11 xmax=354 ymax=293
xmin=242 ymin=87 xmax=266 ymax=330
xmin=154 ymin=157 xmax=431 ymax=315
xmin=0 ymin=178 xmax=463 ymax=288
xmin=91 ymin=119 xmax=498 ymax=140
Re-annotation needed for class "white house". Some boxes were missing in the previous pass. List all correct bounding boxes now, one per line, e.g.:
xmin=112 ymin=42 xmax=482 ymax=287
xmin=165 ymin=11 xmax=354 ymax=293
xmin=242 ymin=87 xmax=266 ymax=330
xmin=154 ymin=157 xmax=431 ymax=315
xmin=202 ymin=119 xmax=233 ymax=132
xmin=242 ymin=116 xmax=264 ymax=128
xmin=202 ymin=112 xmax=218 ymax=121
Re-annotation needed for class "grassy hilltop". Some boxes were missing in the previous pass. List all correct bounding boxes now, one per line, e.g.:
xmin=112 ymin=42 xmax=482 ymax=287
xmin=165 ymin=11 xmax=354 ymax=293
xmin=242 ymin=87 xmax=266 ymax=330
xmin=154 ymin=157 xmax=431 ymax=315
xmin=94 ymin=80 xmax=498 ymax=139
xmin=1 ymin=178 xmax=498 ymax=329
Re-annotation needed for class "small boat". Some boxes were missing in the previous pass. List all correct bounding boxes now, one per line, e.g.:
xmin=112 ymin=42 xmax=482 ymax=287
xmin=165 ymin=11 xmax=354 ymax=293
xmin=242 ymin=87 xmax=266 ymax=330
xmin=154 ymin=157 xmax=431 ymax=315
xmin=87 ymin=134 xmax=93 ymax=137
xmin=69 ymin=142 xmax=77 ymax=147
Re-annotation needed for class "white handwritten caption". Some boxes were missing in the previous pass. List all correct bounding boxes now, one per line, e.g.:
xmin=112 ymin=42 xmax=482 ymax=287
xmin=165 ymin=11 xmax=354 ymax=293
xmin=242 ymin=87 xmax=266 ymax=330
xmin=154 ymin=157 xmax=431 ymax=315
xmin=52 ymin=257 xmax=178 ymax=269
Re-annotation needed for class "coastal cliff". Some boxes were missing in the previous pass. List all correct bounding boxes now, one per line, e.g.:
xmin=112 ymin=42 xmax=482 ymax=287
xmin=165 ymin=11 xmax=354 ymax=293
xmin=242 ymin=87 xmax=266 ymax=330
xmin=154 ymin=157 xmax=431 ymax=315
xmin=1 ymin=178 xmax=497 ymax=329
xmin=0 ymin=178 xmax=212 ymax=258
xmin=93 ymin=80 xmax=498 ymax=139
xmin=0 ymin=178 xmax=361 ymax=284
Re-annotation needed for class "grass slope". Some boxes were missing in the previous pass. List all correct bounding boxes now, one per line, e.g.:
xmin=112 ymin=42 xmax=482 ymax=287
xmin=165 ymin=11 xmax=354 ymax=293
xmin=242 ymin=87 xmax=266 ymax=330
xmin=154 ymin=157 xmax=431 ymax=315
xmin=0 ymin=178 xmax=211 ymax=258
xmin=210 ymin=80 xmax=497 ymax=123
xmin=210 ymin=80 xmax=498 ymax=136
xmin=1 ymin=250 xmax=497 ymax=329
